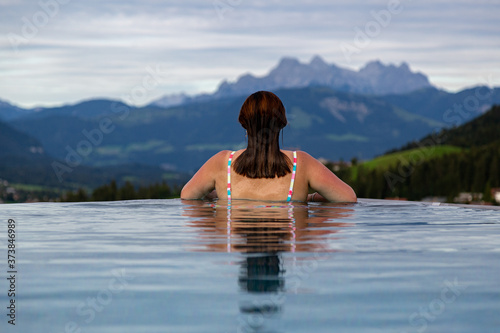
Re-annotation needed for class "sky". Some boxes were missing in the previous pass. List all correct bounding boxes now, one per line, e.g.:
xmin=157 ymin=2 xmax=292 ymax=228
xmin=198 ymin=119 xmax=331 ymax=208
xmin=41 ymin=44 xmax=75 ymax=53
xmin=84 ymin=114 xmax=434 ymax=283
xmin=1 ymin=0 xmax=499 ymax=108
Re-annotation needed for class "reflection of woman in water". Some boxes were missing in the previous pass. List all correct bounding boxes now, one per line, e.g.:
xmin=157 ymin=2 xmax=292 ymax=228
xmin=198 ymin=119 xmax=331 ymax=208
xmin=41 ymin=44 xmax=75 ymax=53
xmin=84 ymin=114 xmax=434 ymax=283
xmin=182 ymin=200 xmax=355 ymax=332
xmin=183 ymin=200 xmax=354 ymax=253
xmin=181 ymin=91 xmax=357 ymax=202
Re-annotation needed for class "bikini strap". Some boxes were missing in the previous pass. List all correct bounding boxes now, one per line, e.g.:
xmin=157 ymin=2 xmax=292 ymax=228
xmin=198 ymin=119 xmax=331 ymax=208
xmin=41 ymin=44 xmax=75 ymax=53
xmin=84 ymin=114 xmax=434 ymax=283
xmin=287 ymin=151 xmax=297 ymax=202
xmin=227 ymin=151 xmax=235 ymax=201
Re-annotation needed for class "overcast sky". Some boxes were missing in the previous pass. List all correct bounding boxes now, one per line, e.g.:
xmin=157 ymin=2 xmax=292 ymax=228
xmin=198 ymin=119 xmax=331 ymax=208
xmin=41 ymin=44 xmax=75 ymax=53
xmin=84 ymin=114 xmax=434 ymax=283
xmin=1 ymin=0 xmax=499 ymax=108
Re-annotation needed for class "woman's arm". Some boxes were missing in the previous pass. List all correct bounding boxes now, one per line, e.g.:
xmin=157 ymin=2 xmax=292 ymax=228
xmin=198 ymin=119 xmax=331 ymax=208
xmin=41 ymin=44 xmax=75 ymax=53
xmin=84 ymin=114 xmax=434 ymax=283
xmin=303 ymin=152 xmax=357 ymax=203
xmin=180 ymin=151 xmax=226 ymax=199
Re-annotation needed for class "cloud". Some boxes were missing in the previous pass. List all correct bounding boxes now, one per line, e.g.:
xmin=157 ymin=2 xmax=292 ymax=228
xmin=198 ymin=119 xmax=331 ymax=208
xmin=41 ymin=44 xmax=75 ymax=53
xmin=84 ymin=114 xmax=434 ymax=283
xmin=0 ymin=0 xmax=499 ymax=107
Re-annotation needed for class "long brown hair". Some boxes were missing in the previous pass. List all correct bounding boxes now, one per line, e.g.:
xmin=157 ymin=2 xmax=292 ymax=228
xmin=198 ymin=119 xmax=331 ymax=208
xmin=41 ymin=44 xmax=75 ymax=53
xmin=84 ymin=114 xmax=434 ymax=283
xmin=233 ymin=91 xmax=292 ymax=178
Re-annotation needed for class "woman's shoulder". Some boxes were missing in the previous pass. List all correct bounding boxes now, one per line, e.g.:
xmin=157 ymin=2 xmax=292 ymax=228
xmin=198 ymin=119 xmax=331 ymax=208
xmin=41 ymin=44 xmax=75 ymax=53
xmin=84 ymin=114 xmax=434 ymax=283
xmin=208 ymin=149 xmax=244 ymax=163
xmin=294 ymin=151 xmax=326 ymax=173
xmin=282 ymin=150 xmax=315 ymax=162
xmin=209 ymin=150 xmax=232 ymax=161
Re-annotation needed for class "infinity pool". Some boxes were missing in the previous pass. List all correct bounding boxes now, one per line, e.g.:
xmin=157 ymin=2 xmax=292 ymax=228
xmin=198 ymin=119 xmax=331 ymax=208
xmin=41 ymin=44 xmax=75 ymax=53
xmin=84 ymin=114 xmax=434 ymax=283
xmin=0 ymin=199 xmax=499 ymax=332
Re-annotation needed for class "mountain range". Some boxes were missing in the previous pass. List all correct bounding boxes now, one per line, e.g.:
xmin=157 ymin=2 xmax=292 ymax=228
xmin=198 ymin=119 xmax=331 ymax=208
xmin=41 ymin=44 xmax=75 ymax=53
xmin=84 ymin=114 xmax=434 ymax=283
xmin=151 ymin=56 xmax=432 ymax=108
xmin=1 ymin=56 xmax=499 ymax=191
xmin=0 ymin=117 xmax=182 ymax=190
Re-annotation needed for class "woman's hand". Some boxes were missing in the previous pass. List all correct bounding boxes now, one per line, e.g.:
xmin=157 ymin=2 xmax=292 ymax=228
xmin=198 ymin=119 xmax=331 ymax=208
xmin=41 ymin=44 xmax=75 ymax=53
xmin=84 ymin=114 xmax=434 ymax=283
xmin=307 ymin=192 xmax=328 ymax=202
xmin=204 ymin=190 xmax=218 ymax=200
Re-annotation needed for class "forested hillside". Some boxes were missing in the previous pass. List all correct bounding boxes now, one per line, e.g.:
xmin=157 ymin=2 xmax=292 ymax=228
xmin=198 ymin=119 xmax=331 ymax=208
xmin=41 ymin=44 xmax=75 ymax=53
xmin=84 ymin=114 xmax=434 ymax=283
xmin=335 ymin=105 xmax=500 ymax=203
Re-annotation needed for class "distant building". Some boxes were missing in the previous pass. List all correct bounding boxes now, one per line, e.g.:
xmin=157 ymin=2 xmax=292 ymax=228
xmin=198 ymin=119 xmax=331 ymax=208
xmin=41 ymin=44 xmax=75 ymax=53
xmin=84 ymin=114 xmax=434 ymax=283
xmin=492 ymin=188 xmax=500 ymax=204
xmin=421 ymin=196 xmax=447 ymax=203
xmin=319 ymin=158 xmax=351 ymax=172
xmin=454 ymin=192 xmax=483 ymax=204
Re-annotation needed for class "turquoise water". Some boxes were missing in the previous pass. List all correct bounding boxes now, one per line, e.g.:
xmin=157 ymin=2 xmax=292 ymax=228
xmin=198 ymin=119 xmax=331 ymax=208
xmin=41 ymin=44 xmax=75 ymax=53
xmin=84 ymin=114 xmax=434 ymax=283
xmin=0 ymin=199 xmax=499 ymax=332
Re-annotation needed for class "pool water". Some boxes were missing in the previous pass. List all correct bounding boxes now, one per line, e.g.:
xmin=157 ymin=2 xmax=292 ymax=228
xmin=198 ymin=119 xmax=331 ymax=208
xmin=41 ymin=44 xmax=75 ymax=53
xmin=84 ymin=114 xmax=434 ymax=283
xmin=0 ymin=199 xmax=499 ymax=332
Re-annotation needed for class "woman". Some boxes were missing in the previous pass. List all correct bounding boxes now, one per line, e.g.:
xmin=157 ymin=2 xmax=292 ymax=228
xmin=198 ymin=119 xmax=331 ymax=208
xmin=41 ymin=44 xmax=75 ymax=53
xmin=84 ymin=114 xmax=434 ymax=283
xmin=181 ymin=91 xmax=357 ymax=202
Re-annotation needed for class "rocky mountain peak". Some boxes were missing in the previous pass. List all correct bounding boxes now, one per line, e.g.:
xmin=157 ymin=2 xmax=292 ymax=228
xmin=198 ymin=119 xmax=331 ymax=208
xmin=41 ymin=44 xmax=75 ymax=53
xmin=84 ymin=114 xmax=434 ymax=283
xmin=151 ymin=56 xmax=434 ymax=107
xmin=309 ymin=55 xmax=329 ymax=69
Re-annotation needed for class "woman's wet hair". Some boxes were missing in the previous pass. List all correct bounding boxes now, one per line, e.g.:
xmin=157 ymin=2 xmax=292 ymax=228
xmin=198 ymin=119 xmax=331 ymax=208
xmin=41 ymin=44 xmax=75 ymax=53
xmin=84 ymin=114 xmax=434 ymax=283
xmin=233 ymin=91 xmax=292 ymax=178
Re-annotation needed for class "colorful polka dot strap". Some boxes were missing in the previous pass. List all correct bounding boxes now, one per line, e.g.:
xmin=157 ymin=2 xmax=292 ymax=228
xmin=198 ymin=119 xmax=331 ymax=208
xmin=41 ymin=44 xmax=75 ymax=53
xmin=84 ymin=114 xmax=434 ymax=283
xmin=287 ymin=151 xmax=297 ymax=202
xmin=227 ymin=151 xmax=235 ymax=201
